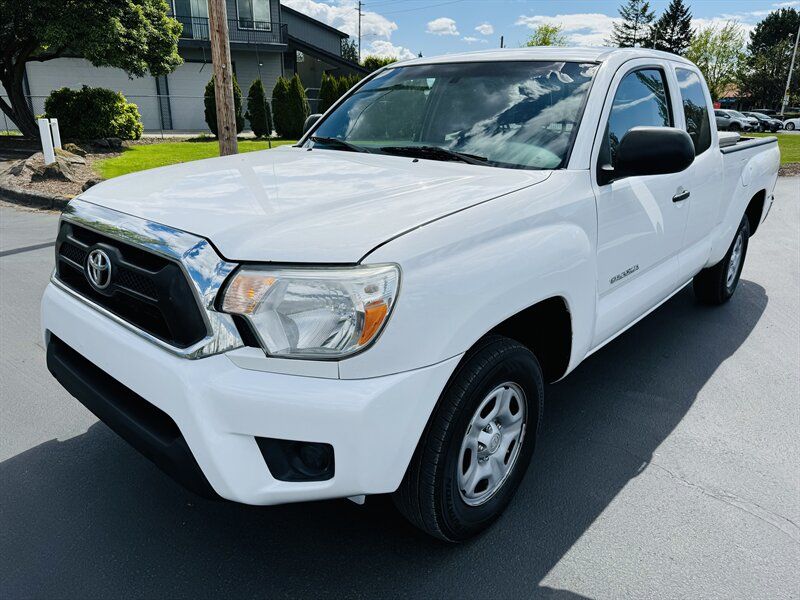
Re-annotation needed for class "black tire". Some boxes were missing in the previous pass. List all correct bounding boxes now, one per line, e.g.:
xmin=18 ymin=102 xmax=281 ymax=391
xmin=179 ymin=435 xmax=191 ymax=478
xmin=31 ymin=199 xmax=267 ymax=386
xmin=693 ymin=215 xmax=750 ymax=305
xmin=729 ymin=123 xmax=741 ymax=132
xmin=787 ymin=122 xmax=796 ymax=131
xmin=393 ymin=335 xmax=544 ymax=542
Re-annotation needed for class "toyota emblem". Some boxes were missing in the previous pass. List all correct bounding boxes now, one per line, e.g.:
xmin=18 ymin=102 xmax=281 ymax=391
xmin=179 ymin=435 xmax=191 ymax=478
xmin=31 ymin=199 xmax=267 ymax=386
xmin=86 ymin=248 xmax=112 ymax=290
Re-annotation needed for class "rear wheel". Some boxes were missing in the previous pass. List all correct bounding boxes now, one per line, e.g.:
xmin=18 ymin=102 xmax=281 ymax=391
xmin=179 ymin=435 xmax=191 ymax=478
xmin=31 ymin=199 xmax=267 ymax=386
xmin=693 ymin=215 xmax=750 ymax=305
xmin=393 ymin=335 xmax=543 ymax=542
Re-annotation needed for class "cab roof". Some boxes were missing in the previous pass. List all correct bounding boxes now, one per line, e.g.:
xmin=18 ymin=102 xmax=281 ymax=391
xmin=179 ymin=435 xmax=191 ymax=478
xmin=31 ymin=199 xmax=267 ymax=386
xmin=393 ymin=46 xmax=694 ymax=67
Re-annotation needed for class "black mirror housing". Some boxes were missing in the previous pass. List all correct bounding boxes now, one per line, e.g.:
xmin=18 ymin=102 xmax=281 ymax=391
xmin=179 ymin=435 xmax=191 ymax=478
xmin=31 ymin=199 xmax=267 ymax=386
xmin=303 ymin=114 xmax=322 ymax=136
xmin=602 ymin=127 xmax=695 ymax=185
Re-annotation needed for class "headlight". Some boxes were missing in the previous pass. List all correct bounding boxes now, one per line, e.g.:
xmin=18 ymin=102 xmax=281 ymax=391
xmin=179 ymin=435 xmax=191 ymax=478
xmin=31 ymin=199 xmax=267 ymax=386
xmin=221 ymin=264 xmax=400 ymax=359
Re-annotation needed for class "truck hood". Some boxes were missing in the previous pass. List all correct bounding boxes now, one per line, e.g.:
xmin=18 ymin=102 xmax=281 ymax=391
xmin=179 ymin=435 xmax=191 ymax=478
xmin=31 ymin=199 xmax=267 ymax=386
xmin=81 ymin=146 xmax=550 ymax=263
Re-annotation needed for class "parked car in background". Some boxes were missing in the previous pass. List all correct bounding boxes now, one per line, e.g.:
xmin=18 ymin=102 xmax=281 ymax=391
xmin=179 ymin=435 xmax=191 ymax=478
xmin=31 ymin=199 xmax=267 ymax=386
xmin=783 ymin=117 xmax=799 ymax=131
xmin=743 ymin=112 xmax=784 ymax=132
xmin=715 ymin=109 xmax=755 ymax=131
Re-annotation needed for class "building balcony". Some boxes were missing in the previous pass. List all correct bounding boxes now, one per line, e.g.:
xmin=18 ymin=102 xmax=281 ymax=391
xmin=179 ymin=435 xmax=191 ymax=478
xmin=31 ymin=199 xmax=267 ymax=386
xmin=175 ymin=16 xmax=288 ymax=46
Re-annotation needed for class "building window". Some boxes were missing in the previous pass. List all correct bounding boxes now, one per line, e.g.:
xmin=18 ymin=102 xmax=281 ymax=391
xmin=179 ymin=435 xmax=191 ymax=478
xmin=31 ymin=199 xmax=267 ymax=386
xmin=237 ymin=0 xmax=271 ymax=30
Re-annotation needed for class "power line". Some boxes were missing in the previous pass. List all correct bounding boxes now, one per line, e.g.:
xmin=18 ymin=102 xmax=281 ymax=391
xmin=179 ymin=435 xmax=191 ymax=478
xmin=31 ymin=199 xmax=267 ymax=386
xmin=380 ymin=0 xmax=465 ymax=16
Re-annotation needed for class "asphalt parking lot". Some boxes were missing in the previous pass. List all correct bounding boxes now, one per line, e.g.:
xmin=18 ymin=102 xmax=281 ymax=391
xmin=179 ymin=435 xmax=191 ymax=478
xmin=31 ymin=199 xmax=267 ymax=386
xmin=1 ymin=179 xmax=799 ymax=599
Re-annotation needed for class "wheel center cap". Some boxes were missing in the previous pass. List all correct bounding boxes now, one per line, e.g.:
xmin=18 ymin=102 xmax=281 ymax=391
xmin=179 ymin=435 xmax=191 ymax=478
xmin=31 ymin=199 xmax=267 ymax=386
xmin=487 ymin=432 xmax=502 ymax=454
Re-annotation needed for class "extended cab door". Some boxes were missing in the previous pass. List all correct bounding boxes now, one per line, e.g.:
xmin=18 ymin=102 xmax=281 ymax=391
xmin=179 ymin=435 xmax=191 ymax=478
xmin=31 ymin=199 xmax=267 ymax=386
xmin=590 ymin=62 xmax=690 ymax=347
xmin=672 ymin=66 xmax=722 ymax=280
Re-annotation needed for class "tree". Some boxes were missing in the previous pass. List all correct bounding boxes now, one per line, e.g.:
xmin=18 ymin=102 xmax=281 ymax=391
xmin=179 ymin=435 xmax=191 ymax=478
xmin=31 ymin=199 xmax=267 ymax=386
xmin=361 ymin=56 xmax=397 ymax=73
xmin=685 ymin=22 xmax=745 ymax=101
xmin=738 ymin=8 xmax=800 ymax=109
xmin=204 ymin=75 xmax=244 ymax=136
xmin=652 ymin=0 xmax=693 ymax=55
xmin=272 ymin=75 xmax=309 ymax=138
xmin=0 ymin=0 xmax=181 ymax=139
xmin=609 ymin=0 xmax=656 ymax=48
xmin=318 ymin=72 xmax=336 ymax=113
xmin=523 ymin=24 xmax=568 ymax=47
xmin=245 ymin=79 xmax=272 ymax=138
xmin=341 ymin=38 xmax=359 ymax=63
xmin=335 ymin=75 xmax=351 ymax=101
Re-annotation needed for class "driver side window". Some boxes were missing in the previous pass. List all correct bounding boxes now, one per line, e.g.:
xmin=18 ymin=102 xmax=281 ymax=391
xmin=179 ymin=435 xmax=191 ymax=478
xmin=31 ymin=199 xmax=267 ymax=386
xmin=600 ymin=68 xmax=672 ymax=170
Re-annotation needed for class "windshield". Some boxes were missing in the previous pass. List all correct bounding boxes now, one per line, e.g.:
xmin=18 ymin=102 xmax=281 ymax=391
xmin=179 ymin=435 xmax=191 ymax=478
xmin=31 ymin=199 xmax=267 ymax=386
xmin=729 ymin=110 xmax=748 ymax=119
xmin=309 ymin=61 xmax=598 ymax=170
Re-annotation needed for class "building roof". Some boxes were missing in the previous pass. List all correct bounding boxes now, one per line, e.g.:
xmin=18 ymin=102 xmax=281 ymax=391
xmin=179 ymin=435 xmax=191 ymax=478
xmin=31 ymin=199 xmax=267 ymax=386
xmin=394 ymin=46 xmax=695 ymax=67
xmin=280 ymin=4 xmax=349 ymax=38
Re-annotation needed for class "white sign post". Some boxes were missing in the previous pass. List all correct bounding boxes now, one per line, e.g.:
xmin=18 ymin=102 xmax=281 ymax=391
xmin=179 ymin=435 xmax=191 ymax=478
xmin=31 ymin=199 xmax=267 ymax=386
xmin=37 ymin=118 xmax=55 ymax=166
xmin=49 ymin=119 xmax=62 ymax=150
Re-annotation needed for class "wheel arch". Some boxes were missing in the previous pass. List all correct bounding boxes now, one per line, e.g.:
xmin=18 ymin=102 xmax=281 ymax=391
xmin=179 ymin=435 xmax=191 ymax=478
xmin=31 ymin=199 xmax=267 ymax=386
xmin=481 ymin=296 xmax=573 ymax=383
xmin=745 ymin=189 xmax=766 ymax=237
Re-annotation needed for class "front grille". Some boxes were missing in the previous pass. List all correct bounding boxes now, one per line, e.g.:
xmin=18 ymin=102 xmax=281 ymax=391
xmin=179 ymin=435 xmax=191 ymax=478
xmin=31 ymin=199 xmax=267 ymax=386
xmin=55 ymin=222 xmax=208 ymax=348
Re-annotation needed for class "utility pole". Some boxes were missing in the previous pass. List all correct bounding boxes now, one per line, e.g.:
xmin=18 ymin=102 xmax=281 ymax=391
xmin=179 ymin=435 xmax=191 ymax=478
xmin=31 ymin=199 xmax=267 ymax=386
xmin=500 ymin=35 xmax=504 ymax=48
xmin=781 ymin=23 xmax=800 ymax=117
xmin=357 ymin=1 xmax=362 ymax=62
xmin=208 ymin=0 xmax=238 ymax=155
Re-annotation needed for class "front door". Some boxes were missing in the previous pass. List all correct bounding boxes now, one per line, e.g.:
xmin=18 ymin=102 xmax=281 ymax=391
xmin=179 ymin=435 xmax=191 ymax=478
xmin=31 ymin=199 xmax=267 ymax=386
xmin=591 ymin=63 xmax=690 ymax=347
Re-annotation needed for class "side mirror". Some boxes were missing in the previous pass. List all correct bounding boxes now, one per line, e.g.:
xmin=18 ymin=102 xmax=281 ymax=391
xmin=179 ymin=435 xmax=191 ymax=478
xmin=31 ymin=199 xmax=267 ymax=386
xmin=600 ymin=127 xmax=695 ymax=185
xmin=303 ymin=114 xmax=322 ymax=135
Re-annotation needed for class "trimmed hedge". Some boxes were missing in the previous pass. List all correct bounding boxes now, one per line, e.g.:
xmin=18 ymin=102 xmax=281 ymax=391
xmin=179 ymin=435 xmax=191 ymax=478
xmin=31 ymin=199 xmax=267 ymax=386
xmin=272 ymin=74 xmax=309 ymax=138
xmin=318 ymin=73 xmax=362 ymax=113
xmin=44 ymin=86 xmax=143 ymax=141
xmin=245 ymin=79 xmax=273 ymax=138
xmin=204 ymin=75 xmax=245 ymax=136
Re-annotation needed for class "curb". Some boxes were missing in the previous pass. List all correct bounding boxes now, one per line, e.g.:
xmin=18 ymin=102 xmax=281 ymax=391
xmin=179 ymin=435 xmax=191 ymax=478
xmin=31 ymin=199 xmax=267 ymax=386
xmin=0 ymin=183 xmax=70 ymax=211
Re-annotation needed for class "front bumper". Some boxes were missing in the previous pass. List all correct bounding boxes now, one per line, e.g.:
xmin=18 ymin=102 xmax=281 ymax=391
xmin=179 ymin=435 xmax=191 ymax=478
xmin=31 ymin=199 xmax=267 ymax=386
xmin=42 ymin=283 xmax=460 ymax=505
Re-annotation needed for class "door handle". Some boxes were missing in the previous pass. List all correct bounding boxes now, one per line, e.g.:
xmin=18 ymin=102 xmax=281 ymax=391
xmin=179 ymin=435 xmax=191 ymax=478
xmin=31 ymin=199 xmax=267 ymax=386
xmin=672 ymin=189 xmax=691 ymax=203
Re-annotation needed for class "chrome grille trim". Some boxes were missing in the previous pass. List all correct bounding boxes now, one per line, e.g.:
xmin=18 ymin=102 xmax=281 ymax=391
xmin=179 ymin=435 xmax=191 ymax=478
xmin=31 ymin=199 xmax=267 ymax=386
xmin=55 ymin=198 xmax=243 ymax=359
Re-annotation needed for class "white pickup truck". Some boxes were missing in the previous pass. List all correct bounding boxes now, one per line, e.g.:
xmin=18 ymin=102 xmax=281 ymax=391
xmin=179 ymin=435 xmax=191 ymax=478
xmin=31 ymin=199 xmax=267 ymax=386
xmin=42 ymin=48 xmax=779 ymax=541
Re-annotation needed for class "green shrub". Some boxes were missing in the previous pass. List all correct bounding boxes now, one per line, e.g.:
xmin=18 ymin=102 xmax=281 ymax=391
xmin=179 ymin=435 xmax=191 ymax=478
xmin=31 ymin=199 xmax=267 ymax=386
xmin=287 ymin=74 xmax=310 ymax=138
xmin=318 ymin=72 xmax=338 ymax=113
xmin=335 ymin=76 xmax=351 ymax=101
xmin=44 ymin=86 xmax=143 ymax=141
xmin=245 ymin=79 xmax=272 ymax=138
xmin=204 ymin=75 xmax=245 ymax=136
xmin=273 ymin=74 xmax=309 ymax=138
xmin=271 ymin=76 xmax=291 ymax=138
xmin=361 ymin=55 xmax=396 ymax=73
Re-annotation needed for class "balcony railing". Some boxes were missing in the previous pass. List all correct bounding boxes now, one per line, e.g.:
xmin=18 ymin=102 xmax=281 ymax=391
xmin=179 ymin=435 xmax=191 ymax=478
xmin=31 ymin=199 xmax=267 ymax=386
xmin=175 ymin=16 xmax=288 ymax=45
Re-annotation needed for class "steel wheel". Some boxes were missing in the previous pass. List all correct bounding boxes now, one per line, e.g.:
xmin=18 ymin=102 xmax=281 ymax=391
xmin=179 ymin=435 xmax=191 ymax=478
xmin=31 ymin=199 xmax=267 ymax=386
xmin=457 ymin=382 xmax=527 ymax=506
xmin=726 ymin=231 xmax=744 ymax=289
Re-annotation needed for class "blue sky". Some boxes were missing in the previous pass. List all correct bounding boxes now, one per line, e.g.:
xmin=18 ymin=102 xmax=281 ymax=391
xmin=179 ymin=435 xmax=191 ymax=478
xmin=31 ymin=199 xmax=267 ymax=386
xmin=283 ymin=0 xmax=799 ymax=59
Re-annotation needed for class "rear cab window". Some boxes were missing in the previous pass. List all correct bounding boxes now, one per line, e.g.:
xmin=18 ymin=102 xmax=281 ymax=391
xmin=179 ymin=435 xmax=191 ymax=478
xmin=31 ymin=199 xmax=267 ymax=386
xmin=675 ymin=68 xmax=712 ymax=155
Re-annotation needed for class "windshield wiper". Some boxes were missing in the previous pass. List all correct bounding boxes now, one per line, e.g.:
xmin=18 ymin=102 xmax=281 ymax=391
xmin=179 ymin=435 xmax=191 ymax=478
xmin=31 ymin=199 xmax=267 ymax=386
xmin=309 ymin=136 xmax=372 ymax=153
xmin=379 ymin=145 xmax=489 ymax=165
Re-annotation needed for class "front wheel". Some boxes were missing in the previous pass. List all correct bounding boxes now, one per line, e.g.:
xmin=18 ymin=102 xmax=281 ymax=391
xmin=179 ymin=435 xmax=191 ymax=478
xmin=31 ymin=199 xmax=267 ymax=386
xmin=693 ymin=215 xmax=750 ymax=305
xmin=729 ymin=123 xmax=741 ymax=132
xmin=393 ymin=336 xmax=543 ymax=542
xmin=787 ymin=122 xmax=796 ymax=131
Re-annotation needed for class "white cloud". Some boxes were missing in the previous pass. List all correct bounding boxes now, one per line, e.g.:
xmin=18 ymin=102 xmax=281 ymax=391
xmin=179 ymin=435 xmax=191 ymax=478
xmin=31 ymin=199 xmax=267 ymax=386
xmin=774 ymin=1 xmax=799 ymax=7
xmin=427 ymin=17 xmax=460 ymax=36
xmin=475 ymin=23 xmax=494 ymax=36
xmin=515 ymin=13 xmax=618 ymax=47
xmin=282 ymin=0 xmax=418 ymax=60
xmin=283 ymin=0 xmax=397 ymax=38
xmin=368 ymin=40 xmax=417 ymax=61
xmin=462 ymin=36 xmax=487 ymax=44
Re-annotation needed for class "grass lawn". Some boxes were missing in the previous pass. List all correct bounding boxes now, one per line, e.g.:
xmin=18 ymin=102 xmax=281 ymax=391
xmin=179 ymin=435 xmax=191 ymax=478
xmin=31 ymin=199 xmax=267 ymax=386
xmin=94 ymin=139 xmax=296 ymax=179
xmin=751 ymin=132 xmax=800 ymax=165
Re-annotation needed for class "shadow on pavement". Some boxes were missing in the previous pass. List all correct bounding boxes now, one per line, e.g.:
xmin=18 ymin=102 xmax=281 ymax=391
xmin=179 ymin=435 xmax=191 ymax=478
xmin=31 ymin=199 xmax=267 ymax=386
xmin=0 ymin=281 xmax=768 ymax=598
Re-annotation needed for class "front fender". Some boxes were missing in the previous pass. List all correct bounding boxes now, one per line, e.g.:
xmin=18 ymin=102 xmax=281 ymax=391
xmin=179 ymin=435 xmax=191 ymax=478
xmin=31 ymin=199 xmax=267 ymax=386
xmin=339 ymin=171 xmax=598 ymax=380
